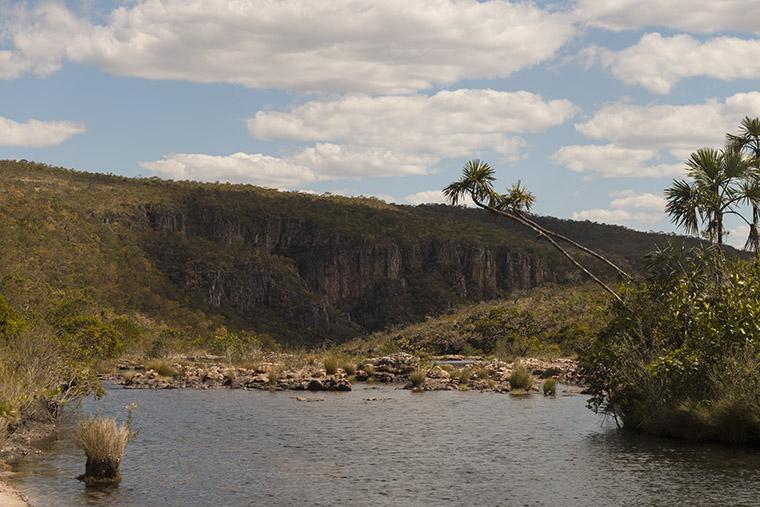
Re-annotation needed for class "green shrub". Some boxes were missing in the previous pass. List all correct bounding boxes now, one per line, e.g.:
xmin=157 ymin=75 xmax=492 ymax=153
xmin=584 ymin=250 xmax=760 ymax=444
xmin=542 ymin=378 xmax=557 ymax=396
xmin=509 ymin=365 xmax=533 ymax=390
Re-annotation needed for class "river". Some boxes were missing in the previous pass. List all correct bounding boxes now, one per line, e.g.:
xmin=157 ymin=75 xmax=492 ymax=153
xmin=7 ymin=384 xmax=760 ymax=506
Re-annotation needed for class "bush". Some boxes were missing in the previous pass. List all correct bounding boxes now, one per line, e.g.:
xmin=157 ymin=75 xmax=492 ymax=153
xmin=323 ymin=355 xmax=339 ymax=375
xmin=509 ymin=365 xmax=533 ymax=390
xmin=542 ymin=378 xmax=557 ymax=396
xmin=584 ymin=250 xmax=760 ymax=444
xmin=362 ymin=363 xmax=375 ymax=377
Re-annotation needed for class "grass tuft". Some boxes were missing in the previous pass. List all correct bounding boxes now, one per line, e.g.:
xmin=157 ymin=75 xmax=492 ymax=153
xmin=341 ymin=361 xmax=357 ymax=376
xmin=542 ymin=378 xmax=557 ymax=396
xmin=509 ymin=365 xmax=533 ymax=390
xmin=323 ymin=355 xmax=339 ymax=375
xmin=75 ymin=416 xmax=133 ymax=462
xmin=144 ymin=359 xmax=178 ymax=378
xmin=409 ymin=369 xmax=427 ymax=388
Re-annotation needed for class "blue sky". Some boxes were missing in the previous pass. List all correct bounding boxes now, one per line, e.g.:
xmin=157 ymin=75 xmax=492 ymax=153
xmin=2 ymin=0 xmax=760 ymax=245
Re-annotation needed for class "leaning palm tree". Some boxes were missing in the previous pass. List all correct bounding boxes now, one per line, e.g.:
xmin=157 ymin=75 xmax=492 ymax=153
xmin=444 ymin=160 xmax=627 ymax=303
xmin=727 ymin=117 xmax=760 ymax=252
xmin=665 ymin=146 xmax=756 ymax=249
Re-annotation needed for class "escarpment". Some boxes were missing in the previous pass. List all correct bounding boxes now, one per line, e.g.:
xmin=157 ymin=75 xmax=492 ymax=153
xmin=139 ymin=202 xmax=555 ymax=341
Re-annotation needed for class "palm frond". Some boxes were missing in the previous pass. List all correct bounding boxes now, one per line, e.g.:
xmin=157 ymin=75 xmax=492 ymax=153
xmin=665 ymin=179 xmax=701 ymax=236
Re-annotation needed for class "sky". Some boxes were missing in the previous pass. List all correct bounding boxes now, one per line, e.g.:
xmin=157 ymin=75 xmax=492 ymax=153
xmin=2 ymin=0 xmax=760 ymax=246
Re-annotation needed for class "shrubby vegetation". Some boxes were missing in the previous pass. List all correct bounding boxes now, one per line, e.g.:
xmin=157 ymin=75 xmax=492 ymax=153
xmin=343 ymin=284 xmax=609 ymax=358
xmin=584 ymin=250 xmax=760 ymax=443
xmin=0 ymin=293 xmax=111 ymax=434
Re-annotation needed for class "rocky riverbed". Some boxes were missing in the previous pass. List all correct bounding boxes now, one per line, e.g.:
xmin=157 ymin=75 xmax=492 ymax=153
xmin=108 ymin=353 xmax=583 ymax=393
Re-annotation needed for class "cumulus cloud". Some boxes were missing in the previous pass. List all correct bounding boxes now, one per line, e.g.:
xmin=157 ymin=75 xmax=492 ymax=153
xmin=573 ymin=190 xmax=665 ymax=227
xmin=587 ymin=33 xmax=760 ymax=94
xmin=574 ymin=0 xmax=760 ymax=33
xmin=554 ymin=93 xmax=760 ymax=178
xmin=0 ymin=115 xmax=86 ymax=147
xmin=139 ymin=152 xmax=320 ymax=188
xmin=552 ymin=145 xmax=683 ymax=178
xmin=142 ymin=90 xmax=578 ymax=188
xmin=2 ymin=0 xmax=575 ymax=93
xmin=249 ymin=89 xmax=578 ymax=174
xmin=609 ymin=190 xmax=666 ymax=211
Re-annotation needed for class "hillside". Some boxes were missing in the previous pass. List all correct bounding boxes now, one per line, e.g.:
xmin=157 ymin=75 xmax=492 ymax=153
xmin=0 ymin=160 xmax=701 ymax=346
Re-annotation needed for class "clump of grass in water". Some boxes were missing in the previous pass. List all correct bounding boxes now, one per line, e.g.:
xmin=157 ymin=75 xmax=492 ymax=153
xmin=542 ymin=378 xmax=557 ymax=396
xmin=144 ymin=359 xmax=178 ymax=378
xmin=409 ymin=369 xmax=427 ymax=389
xmin=509 ymin=365 xmax=533 ymax=391
xmin=323 ymin=355 xmax=339 ymax=375
xmin=76 ymin=405 xmax=137 ymax=485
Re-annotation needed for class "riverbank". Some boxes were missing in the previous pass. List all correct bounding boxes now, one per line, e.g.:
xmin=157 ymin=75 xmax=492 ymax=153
xmin=106 ymin=353 xmax=582 ymax=393
xmin=0 ymin=421 xmax=57 ymax=507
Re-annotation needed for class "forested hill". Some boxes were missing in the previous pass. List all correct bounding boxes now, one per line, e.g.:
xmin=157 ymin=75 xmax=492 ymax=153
xmin=0 ymin=160 xmax=700 ymax=345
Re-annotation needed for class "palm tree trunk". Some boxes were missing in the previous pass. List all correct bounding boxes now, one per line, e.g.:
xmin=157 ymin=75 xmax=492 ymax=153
xmin=513 ymin=212 xmax=631 ymax=280
xmin=473 ymin=199 xmax=625 ymax=304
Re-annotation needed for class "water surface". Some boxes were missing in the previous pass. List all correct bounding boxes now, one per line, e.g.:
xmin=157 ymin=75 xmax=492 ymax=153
xmin=8 ymin=385 xmax=760 ymax=506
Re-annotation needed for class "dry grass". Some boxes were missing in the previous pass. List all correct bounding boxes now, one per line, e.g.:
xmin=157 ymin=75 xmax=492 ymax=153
xmin=409 ymin=369 xmax=427 ymax=388
xmin=0 ymin=416 xmax=8 ymax=449
xmin=323 ymin=355 xmax=339 ymax=375
xmin=144 ymin=359 xmax=178 ymax=378
xmin=75 ymin=417 xmax=133 ymax=461
xmin=120 ymin=370 xmax=139 ymax=383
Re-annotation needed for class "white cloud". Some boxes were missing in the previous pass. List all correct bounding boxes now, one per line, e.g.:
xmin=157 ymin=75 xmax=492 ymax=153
xmin=588 ymin=33 xmax=760 ymax=94
xmin=573 ymin=190 xmax=665 ymax=227
xmin=0 ymin=115 xmax=86 ymax=147
xmin=3 ymin=0 xmax=575 ymax=93
xmin=609 ymin=190 xmax=666 ymax=211
xmin=404 ymin=190 xmax=474 ymax=207
xmin=138 ymin=144 xmax=439 ymax=189
xmin=575 ymin=0 xmax=760 ymax=33
xmin=726 ymin=225 xmax=751 ymax=249
xmin=287 ymin=143 xmax=435 ymax=178
xmin=249 ymin=89 xmax=578 ymax=175
xmin=552 ymin=144 xmax=683 ymax=178
xmin=139 ymin=152 xmax=320 ymax=189
xmin=554 ymin=93 xmax=760 ymax=178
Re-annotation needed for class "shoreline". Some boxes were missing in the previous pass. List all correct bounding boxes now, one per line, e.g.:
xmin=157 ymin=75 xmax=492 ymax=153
xmin=0 ymin=421 xmax=56 ymax=507
xmin=107 ymin=353 xmax=583 ymax=393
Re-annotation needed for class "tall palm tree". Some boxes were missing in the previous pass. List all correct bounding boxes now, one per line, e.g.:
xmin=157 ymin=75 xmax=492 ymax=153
xmin=727 ymin=117 xmax=760 ymax=252
xmin=665 ymin=146 xmax=755 ymax=248
xmin=443 ymin=160 xmax=627 ymax=303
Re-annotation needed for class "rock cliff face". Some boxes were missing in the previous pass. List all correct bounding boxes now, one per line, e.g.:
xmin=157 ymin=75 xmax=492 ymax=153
xmin=139 ymin=202 xmax=554 ymax=341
